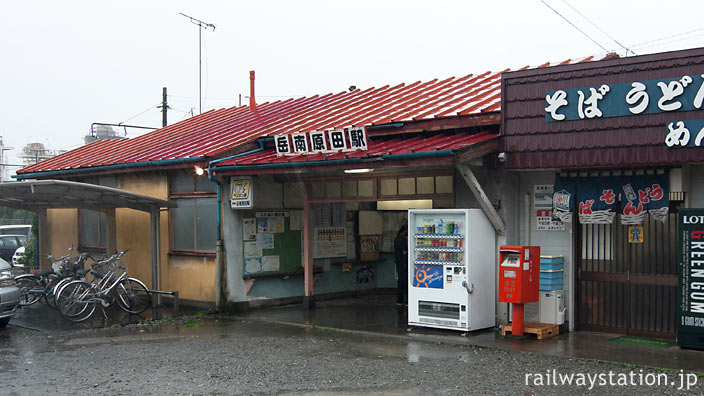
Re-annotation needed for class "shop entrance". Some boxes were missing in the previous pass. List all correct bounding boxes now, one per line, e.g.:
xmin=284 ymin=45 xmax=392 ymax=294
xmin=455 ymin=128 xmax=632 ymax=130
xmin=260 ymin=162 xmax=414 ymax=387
xmin=576 ymin=213 xmax=678 ymax=338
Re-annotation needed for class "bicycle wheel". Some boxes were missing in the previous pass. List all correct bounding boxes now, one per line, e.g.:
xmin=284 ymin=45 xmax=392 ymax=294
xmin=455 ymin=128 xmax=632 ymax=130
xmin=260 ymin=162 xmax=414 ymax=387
xmin=15 ymin=275 xmax=43 ymax=306
xmin=116 ymin=277 xmax=151 ymax=314
xmin=56 ymin=280 xmax=96 ymax=323
xmin=44 ymin=276 xmax=66 ymax=310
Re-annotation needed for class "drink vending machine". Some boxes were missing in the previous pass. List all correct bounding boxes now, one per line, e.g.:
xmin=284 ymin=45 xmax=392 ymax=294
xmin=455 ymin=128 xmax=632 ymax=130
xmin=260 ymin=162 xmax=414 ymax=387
xmin=407 ymin=209 xmax=496 ymax=331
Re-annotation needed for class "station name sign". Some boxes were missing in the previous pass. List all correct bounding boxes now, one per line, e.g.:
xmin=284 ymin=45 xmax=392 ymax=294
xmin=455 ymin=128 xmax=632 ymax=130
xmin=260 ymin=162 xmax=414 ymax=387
xmin=545 ymin=74 xmax=704 ymax=148
xmin=275 ymin=127 xmax=368 ymax=156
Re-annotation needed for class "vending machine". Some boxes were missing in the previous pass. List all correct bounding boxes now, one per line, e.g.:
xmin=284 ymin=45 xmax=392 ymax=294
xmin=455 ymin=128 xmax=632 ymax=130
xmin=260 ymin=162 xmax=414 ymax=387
xmin=408 ymin=209 xmax=496 ymax=331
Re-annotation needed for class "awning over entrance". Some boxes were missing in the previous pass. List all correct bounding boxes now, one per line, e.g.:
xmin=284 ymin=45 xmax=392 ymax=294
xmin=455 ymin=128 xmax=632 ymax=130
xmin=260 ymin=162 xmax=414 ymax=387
xmin=0 ymin=180 xmax=175 ymax=293
xmin=212 ymin=131 xmax=498 ymax=171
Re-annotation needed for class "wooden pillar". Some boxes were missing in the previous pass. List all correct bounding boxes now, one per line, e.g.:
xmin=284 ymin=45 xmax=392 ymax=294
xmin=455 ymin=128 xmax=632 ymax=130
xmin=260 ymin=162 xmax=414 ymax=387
xmin=303 ymin=183 xmax=314 ymax=308
xmin=150 ymin=207 xmax=162 ymax=306
xmin=38 ymin=208 xmax=49 ymax=269
xmin=105 ymin=208 xmax=117 ymax=256
xmin=456 ymin=164 xmax=505 ymax=236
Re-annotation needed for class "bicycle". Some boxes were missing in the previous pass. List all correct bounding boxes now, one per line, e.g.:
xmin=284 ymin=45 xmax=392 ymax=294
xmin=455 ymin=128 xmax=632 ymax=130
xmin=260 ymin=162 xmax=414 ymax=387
xmin=55 ymin=250 xmax=151 ymax=322
xmin=15 ymin=249 xmax=92 ymax=309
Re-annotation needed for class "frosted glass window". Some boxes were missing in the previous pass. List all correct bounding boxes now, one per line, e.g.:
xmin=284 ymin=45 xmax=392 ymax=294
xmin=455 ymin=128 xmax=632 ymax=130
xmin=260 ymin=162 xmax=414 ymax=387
xmin=172 ymin=199 xmax=195 ymax=250
xmin=436 ymin=175 xmax=453 ymax=193
xmin=172 ymin=197 xmax=217 ymax=251
xmin=171 ymin=173 xmax=193 ymax=193
xmin=326 ymin=182 xmax=341 ymax=198
xmin=380 ymin=179 xmax=397 ymax=196
xmin=173 ymin=171 xmax=216 ymax=193
xmin=433 ymin=198 xmax=453 ymax=208
xmin=342 ymin=181 xmax=357 ymax=197
xmin=358 ymin=180 xmax=374 ymax=197
xmin=417 ymin=177 xmax=434 ymax=194
xmin=195 ymin=198 xmax=217 ymax=251
xmin=80 ymin=209 xmax=106 ymax=248
xmin=311 ymin=182 xmax=326 ymax=198
xmin=195 ymin=175 xmax=217 ymax=192
xmin=398 ymin=178 xmax=415 ymax=195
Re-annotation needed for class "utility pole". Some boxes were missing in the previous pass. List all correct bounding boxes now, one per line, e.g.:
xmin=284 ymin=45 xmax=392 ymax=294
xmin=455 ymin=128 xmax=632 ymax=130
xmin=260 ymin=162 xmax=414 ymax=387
xmin=157 ymin=87 xmax=169 ymax=127
xmin=179 ymin=13 xmax=215 ymax=115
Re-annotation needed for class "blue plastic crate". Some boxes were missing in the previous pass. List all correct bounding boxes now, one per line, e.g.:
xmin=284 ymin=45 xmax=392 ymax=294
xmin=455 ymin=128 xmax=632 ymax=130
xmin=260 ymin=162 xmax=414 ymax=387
xmin=540 ymin=256 xmax=563 ymax=271
xmin=540 ymin=270 xmax=563 ymax=279
xmin=540 ymin=278 xmax=563 ymax=291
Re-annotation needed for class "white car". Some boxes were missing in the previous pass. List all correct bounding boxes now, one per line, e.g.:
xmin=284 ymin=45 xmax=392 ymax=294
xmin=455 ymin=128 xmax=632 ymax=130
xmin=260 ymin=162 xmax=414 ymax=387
xmin=12 ymin=246 xmax=24 ymax=267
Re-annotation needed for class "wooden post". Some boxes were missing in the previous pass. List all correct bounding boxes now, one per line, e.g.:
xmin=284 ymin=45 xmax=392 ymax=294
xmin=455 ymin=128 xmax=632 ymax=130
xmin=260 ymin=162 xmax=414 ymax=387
xmin=105 ymin=208 xmax=117 ymax=256
xmin=38 ymin=208 xmax=49 ymax=269
xmin=456 ymin=164 xmax=505 ymax=236
xmin=303 ymin=183 xmax=314 ymax=308
xmin=150 ymin=207 xmax=161 ymax=306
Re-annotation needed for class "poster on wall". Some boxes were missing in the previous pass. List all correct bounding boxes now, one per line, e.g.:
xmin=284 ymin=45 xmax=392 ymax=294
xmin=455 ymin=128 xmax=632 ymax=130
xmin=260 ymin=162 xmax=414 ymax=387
xmin=313 ymin=227 xmax=346 ymax=258
xmin=243 ymin=219 xmax=256 ymax=241
xmin=677 ymin=209 xmax=704 ymax=349
xmin=244 ymin=257 xmax=262 ymax=274
xmin=534 ymin=185 xmax=565 ymax=231
xmin=262 ymin=256 xmax=280 ymax=272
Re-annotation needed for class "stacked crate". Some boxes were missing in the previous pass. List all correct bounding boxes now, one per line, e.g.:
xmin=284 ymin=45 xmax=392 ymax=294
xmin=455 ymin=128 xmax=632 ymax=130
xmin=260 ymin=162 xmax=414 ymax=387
xmin=539 ymin=256 xmax=563 ymax=291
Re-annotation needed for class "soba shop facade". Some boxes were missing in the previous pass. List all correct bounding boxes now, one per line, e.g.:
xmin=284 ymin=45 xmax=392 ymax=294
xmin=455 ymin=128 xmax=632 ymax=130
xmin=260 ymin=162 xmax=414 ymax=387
xmin=500 ymin=47 xmax=704 ymax=340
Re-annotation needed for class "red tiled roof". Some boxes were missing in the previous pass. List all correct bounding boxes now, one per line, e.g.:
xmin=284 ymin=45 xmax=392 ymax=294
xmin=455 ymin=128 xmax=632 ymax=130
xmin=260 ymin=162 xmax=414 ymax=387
xmin=17 ymin=57 xmax=598 ymax=176
xmin=214 ymin=131 xmax=498 ymax=169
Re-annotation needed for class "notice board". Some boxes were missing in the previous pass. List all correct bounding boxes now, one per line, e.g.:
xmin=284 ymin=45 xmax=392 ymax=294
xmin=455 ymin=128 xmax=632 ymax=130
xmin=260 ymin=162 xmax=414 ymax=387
xmin=242 ymin=210 xmax=302 ymax=276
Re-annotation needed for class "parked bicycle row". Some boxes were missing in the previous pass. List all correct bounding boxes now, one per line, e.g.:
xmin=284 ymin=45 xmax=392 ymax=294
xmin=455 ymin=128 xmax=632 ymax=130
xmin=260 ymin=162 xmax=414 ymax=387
xmin=14 ymin=248 xmax=151 ymax=323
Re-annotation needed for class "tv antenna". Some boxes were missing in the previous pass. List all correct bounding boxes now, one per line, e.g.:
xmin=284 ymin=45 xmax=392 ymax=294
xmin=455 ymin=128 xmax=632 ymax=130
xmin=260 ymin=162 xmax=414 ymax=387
xmin=179 ymin=12 xmax=215 ymax=115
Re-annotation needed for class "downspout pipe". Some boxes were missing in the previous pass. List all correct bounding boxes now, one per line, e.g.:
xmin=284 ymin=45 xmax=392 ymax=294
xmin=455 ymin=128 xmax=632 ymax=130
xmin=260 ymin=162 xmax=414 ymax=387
xmin=206 ymin=138 xmax=267 ymax=310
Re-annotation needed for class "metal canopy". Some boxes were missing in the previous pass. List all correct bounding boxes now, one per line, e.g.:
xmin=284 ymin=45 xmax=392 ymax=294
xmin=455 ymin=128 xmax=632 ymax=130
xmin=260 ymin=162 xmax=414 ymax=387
xmin=0 ymin=179 xmax=175 ymax=212
xmin=0 ymin=180 xmax=175 ymax=295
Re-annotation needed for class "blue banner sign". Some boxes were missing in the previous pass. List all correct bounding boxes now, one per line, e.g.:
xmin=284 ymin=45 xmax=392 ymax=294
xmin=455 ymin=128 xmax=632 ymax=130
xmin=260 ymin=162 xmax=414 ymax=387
xmin=665 ymin=119 xmax=704 ymax=148
xmin=546 ymin=74 xmax=704 ymax=122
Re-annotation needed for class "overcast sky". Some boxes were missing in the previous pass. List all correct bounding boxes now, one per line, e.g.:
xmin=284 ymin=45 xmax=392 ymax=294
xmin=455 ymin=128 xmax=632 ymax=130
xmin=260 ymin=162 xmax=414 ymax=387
xmin=1 ymin=0 xmax=703 ymax=175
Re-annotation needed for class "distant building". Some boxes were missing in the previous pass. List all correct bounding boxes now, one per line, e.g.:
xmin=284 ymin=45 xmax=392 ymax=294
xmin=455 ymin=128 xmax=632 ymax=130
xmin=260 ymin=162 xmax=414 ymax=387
xmin=0 ymin=136 xmax=13 ymax=182
xmin=20 ymin=143 xmax=66 ymax=167
xmin=84 ymin=124 xmax=125 ymax=145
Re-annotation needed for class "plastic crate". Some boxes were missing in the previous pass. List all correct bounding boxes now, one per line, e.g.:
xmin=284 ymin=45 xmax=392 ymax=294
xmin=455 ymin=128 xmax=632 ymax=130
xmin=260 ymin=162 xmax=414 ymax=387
xmin=540 ymin=256 xmax=563 ymax=271
xmin=540 ymin=269 xmax=563 ymax=291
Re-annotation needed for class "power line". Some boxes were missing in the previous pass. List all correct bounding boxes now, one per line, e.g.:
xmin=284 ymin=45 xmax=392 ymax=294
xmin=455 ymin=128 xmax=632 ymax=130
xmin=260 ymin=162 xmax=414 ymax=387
xmin=120 ymin=103 xmax=161 ymax=125
xmin=632 ymin=31 xmax=704 ymax=52
xmin=540 ymin=0 xmax=609 ymax=53
xmin=560 ymin=0 xmax=634 ymax=55
xmin=629 ymin=27 xmax=704 ymax=51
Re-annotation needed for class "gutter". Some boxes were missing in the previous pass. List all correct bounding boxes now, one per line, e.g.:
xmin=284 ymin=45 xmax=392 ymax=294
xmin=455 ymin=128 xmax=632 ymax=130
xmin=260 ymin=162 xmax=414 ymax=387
xmin=13 ymin=157 xmax=205 ymax=180
xmin=206 ymin=138 xmax=267 ymax=310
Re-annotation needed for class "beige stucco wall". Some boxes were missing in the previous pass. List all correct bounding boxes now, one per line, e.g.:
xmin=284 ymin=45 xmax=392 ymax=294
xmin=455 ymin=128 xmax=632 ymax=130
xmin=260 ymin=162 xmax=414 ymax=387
xmin=116 ymin=172 xmax=215 ymax=303
xmin=45 ymin=208 xmax=79 ymax=264
xmin=44 ymin=172 xmax=215 ymax=304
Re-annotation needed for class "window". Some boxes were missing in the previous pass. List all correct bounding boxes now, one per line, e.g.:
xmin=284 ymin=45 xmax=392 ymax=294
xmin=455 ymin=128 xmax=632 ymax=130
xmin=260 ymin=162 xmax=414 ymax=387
xmin=78 ymin=177 xmax=116 ymax=251
xmin=170 ymin=171 xmax=217 ymax=253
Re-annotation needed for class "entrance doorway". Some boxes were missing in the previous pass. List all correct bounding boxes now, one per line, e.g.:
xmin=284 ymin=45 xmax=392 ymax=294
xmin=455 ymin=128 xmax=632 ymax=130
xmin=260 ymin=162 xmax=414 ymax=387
xmin=576 ymin=213 xmax=678 ymax=338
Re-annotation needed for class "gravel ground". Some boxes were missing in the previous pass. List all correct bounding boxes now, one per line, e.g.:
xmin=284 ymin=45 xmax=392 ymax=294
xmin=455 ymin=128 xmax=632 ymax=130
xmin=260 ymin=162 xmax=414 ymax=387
xmin=0 ymin=316 xmax=702 ymax=396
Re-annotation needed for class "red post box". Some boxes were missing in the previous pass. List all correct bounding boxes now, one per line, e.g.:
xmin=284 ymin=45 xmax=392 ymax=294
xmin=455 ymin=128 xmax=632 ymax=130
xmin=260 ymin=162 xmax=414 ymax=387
xmin=498 ymin=245 xmax=540 ymax=335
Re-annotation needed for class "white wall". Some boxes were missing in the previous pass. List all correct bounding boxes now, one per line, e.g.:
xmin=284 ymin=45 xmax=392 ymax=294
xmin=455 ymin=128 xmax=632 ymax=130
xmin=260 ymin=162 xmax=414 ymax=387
xmin=515 ymin=171 xmax=572 ymax=324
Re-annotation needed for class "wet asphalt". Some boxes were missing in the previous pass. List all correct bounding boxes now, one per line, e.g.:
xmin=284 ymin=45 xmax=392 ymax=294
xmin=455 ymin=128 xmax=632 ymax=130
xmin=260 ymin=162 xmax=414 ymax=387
xmin=1 ymin=303 xmax=703 ymax=395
